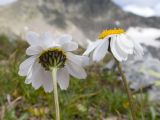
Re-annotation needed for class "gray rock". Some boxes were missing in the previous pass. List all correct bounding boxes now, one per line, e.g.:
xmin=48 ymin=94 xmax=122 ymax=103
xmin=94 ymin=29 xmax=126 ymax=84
xmin=103 ymin=46 xmax=160 ymax=94
xmin=122 ymin=47 xmax=160 ymax=91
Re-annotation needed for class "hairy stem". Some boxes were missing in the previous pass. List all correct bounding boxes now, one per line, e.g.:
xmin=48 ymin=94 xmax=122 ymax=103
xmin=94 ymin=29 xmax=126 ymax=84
xmin=115 ymin=59 xmax=136 ymax=120
xmin=51 ymin=67 xmax=60 ymax=120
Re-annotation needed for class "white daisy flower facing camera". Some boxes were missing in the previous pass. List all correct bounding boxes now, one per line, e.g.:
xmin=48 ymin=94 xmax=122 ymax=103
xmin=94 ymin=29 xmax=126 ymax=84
xmin=18 ymin=32 xmax=88 ymax=92
xmin=83 ymin=28 xmax=143 ymax=62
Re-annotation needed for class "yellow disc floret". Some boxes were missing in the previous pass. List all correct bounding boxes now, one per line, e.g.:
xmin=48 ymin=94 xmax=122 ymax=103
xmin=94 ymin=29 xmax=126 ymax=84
xmin=98 ymin=28 xmax=125 ymax=39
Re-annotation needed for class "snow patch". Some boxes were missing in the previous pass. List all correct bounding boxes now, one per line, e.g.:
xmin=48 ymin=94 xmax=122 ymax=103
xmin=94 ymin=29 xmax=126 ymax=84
xmin=112 ymin=0 xmax=160 ymax=17
xmin=126 ymin=27 xmax=160 ymax=47
xmin=123 ymin=5 xmax=156 ymax=17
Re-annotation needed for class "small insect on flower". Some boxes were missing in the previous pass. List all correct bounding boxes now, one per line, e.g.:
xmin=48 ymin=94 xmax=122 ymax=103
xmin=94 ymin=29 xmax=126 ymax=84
xmin=18 ymin=32 xmax=89 ymax=92
xmin=83 ymin=28 xmax=143 ymax=62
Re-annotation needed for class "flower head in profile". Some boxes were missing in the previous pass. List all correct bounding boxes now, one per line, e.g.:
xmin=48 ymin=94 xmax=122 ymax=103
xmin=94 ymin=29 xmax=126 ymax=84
xmin=18 ymin=32 xmax=88 ymax=92
xmin=83 ymin=28 xmax=143 ymax=62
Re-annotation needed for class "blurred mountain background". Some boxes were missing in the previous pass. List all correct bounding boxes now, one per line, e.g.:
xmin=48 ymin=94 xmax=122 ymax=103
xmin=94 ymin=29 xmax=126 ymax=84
xmin=1 ymin=0 xmax=160 ymax=84
xmin=0 ymin=0 xmax=160 ymax=46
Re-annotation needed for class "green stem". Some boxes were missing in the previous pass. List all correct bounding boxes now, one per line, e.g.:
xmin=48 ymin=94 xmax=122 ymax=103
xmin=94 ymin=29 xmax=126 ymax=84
xmin=51 ymin=67 xmax=60 ymax=120
xmin=115 ymin=59 xmax=136 ymax=120
xmin=140 ymin=87 xmax=145 ymax=120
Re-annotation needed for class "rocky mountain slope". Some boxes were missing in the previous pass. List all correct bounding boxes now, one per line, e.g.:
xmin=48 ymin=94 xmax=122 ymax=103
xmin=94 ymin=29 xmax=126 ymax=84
xmin=39 ymin=0 xmax=160 ymax=41
xmin=0 ymin=0 xmax=160 ymax=46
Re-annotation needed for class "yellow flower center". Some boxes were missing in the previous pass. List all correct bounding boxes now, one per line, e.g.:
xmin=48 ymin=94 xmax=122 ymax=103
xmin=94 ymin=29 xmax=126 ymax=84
xmin=98 ymin=28 xmax=125 ymax=39
xmin=38 ymin=48 xmax=67 ymax=70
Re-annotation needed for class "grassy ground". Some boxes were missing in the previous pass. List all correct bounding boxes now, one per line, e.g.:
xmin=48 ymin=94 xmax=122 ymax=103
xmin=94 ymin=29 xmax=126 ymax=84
xmin=0 ymin=34 xmax=159 ymax=120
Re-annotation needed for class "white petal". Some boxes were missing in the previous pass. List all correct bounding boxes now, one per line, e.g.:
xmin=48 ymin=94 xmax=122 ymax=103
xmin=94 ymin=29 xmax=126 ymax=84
xmin=26 ymin=31 xmax=39 ymax=45
xmin=26 ymin=46 xmax=42 ymax=55
xmin=66 ymin=60 xmax=87 ymax=79
xmin=111 ymin=36 xmax=127 ymax=62
xmin=93 ymin=39 xmax=109 ymax=62
xmin=41 ymin=32 xmax=53 ymax=42
xmin=18 ymin=56 xmax=36 ymax=76
xmin=62 ymin=41 xmax=78 ymax=51
xmin=58 ymin=34 xmax=72 ymax=44
xmin=25 ymin=62 xmax=53 ymax=92
xmin=30 ymin=63 xmax=43 ymax=89
xmin=36 ymin=69 xmax=53 ymax=92
xmin=39 ymin=32 xmax=55 ymax=48
xmin=115 ymin=39 xmax=128 ymax=61
xmin=57 ymin=68 xmax=70 ymax=90
xmin=24 ymin=62 xmax=42 ymax=89
xmin=25 ymin=70 xmax=33 ymax=83
xmin=132 ymin=40 xmax=144 ymax=56
xmin=67 ymin=52 xmax=89 ymax=66
xmin=116 ymin=35 xmax=134 ymax=54
xmin=42 ymin=71 xmax=53 ymax=93
xmin=83 ymin=40 xmax=102 ymax=56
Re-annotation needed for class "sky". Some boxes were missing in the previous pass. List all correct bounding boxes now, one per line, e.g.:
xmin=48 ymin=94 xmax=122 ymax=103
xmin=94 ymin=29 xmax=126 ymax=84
xmin=0 ymin=0 xmax=17 ymax=6
xmin=112 ymin=0 xmax=160 ymax=17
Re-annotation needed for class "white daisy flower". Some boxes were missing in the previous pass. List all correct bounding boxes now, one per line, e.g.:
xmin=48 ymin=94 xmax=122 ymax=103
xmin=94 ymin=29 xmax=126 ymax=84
xmin=83 ymin=28 xmax=143 ymax=62
xmin=18 ymin=32 xmax=88 ymax=92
